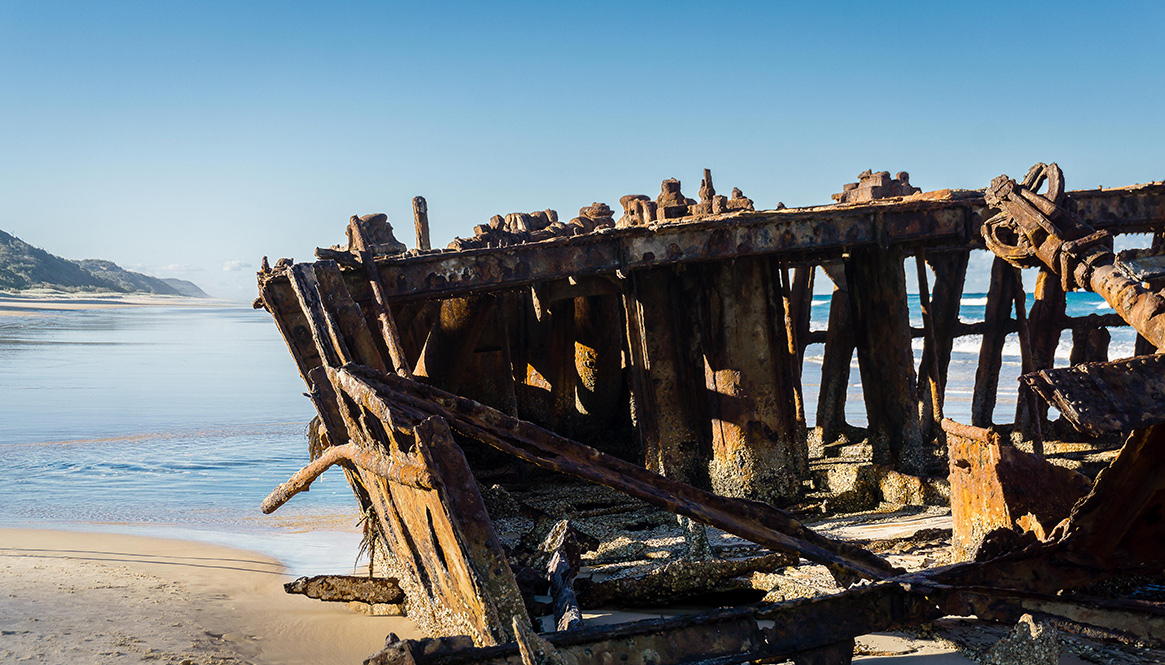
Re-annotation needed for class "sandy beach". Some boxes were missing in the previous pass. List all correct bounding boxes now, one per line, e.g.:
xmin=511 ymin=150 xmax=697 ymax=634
xmin=0 ymin=528 xmax=987 ymax=665
xmin=0 ymin=290 xmax=234 ymax=312
xmin=0 ymin=528 xmax=418 ymax=665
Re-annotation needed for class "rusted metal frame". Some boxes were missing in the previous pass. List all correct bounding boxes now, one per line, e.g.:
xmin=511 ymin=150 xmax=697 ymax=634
xmin=261 ymin=441 xmax=436 ymax=514
xmin=414 ymin=196 xmax=431 ymax=251
xmin=330 ymin=368 xmax=529 ymax=646
xmin=313 ymin=261 xmax=389 ymax=374
xmin=349 ymin=216 xmax=414 ymax=377
xmin=984 ymin=165 xmax=1165 ymax=350
xmin=332 ymin=364 xmax=899 ymax=582
xmin=621 ymin=268 xmax=708 ymax=485
xmin=366 ymin=581 xmax=945 ymax=665
xmin=1069 ymin=324 xmax=1111 ymax=367
xmin=414 ymin=296 xmax=496 ymax=393
xmin=258 ymin=272 xmax=326 ymax=385
xmin=1023 ymin=355 xmax=1165 ymax=436
xmin=546 ymin=299 xmax=577 ymax=434
xmin=451 ymin=298 xmax=520 ymax=417
xmin=814 ymin=262 xmax=855 ymax=448
xmin=362 ymin=184 xmax=1165 ymax=304
xmin=1135 ymin=234 xmax=1165 ymax=354
xmin=944 ymin=586 xmax=1165 ymax=647
xmin=781 ymin=263 xmax=814 ymax=439
xmin=930 ymin=422 xmax=1165 ymax=593
xmin=1022 ymin=268 xmax=1066 ymax=432
xmin=802 ymin=309 xmax=1133 ymax=346
xmin=918 ymin=250 xmax=969 ymax=442
xmin=574 ymin=551 xmax=796 ymax=608
xmin=1008 ymin=269 xmax=1044 ymax=451
xmin=569 ymin=293 xmax=627 ymax=445
xmin=914 ymin=251 xmax=943 ymax=443
xmin=391 ymin=300 xmax=434 ymax=366
xmin=844 ymin=246 xmax=925 ymax=472
xmin=970 ymin=258 xmax=1018 ymax=428
xmin=699 ymin=256 xmax=805 ymax=503
xmin=370 ymin=604 xmax=768 ymax=665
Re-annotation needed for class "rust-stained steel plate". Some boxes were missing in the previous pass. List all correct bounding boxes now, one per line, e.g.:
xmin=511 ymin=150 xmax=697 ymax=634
xmin=1023 ymin=355 xmax=1165 ymax=436
xmin=943 ymin=419 xmax=1091 ymax=561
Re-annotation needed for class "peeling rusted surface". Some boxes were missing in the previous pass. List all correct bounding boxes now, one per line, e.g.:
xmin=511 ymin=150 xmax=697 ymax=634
xmin=943 ymin=419 xmax=1091 ymax=561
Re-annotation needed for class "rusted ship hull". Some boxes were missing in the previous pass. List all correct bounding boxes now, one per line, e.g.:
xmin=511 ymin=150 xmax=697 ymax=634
xmin=257 ymin=166 xmax=1165 ymax=664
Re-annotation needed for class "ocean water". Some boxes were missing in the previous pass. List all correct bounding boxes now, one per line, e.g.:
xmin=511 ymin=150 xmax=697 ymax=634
xmin=801 ymin=289 xmax=1135 ymax=427
xmin=0 ymin=302 xmax=365 ymax=575
xmin=0 ymin=291 xmax=1134 ymax=573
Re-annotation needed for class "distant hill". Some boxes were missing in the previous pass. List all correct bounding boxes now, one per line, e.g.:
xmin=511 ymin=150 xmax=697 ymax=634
xmin=159 ymin=278 xmax=209 ymax=298
xmin=0 ymin=229 xmax=207 ymax=296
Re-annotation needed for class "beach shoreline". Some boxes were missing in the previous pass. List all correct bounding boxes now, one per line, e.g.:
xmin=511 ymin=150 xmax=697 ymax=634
xmin=0 ymin=528 xmax=418 ymax=665
xmin=0 ymin=289 xmax=239 ymax=311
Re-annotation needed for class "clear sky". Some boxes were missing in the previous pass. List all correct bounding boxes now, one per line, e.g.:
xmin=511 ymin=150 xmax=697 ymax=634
xmin=2 ymin=2 xmax=1162 ymax=300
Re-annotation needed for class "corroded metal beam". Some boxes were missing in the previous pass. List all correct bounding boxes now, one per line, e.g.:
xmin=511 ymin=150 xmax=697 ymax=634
xmin=347 ymin=183 xmax=1165 ymax=302
xmin=1023 ymin=355 xmax=1165 ymax=436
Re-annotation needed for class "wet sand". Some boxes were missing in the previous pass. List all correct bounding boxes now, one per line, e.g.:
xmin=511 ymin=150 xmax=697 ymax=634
xmin=0 ymin=528 xmax=419 ymax=664
xmin=0 ymin=291 xmax=231 ymax=312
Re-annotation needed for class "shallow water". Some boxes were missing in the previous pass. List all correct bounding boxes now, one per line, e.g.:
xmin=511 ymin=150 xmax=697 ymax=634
xmin=0 ymin=303 xmax=363 ymax=575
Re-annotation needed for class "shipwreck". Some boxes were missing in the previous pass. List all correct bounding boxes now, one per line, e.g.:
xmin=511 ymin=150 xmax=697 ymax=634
xmin=255 ymin=163 xmax=1165 ymax=664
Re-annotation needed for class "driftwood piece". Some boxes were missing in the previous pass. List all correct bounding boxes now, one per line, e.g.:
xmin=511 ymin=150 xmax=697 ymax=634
xmin=284 ymin=574 xmax=404 ymax=604
xmin=1023 ymin=355 xmax=1165 ymax=436
xmin=330 ymin=364 xmax=900 ymax=582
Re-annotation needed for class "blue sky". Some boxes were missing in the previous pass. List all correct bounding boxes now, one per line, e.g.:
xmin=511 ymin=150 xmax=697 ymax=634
xmin=2 ymin=2 xmax=1162 ymax=299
